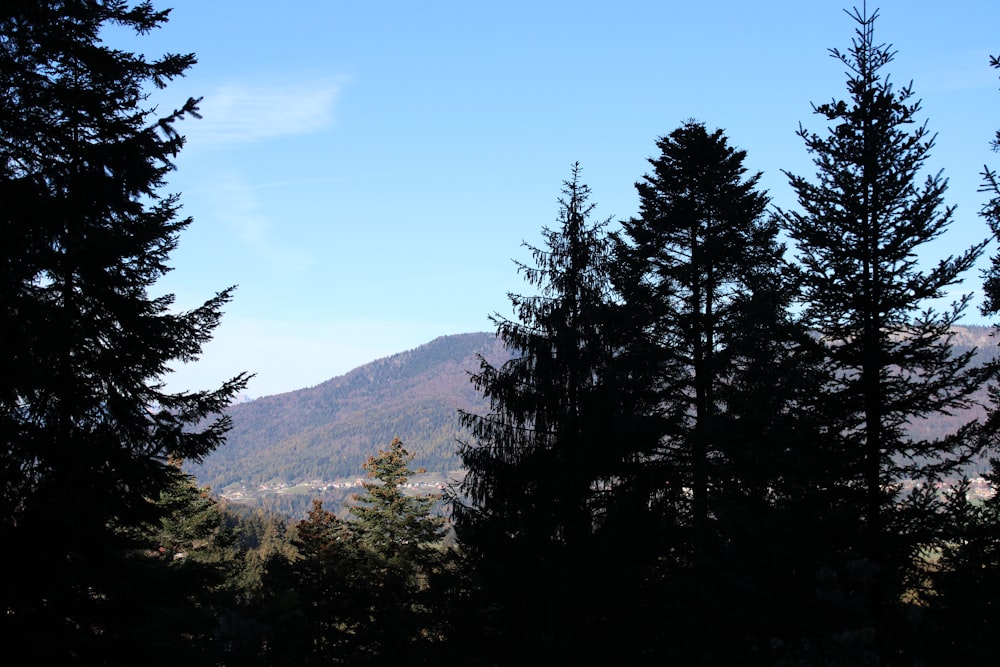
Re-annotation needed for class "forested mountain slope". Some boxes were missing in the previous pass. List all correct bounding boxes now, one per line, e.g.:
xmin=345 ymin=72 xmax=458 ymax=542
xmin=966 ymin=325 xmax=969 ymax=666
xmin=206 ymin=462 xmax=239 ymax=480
xmin=189 ymin=326 xmax=999 ymax=502
xmin=187 ymin=332 xmax=510 ymax=494
xmin=907 ymin=325 xmax=998 ymax=444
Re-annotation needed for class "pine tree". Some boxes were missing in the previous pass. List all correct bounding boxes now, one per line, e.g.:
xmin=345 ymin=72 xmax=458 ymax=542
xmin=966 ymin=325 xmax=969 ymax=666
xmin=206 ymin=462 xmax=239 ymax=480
xmin=980 ymin=53 xmax=1000 ymax=317
xmin=455 ymin=165 xmax=655 ymax=663
xmin=119 ymin=469 xmax=239 ymax=665
xmin=611 ymin=121 xmax=812 ymax=662
xmin=776 ymin=7 xmax=989 ymax=657
xmin=269 ymin=440 xmax=447 ymax=665
xmin=348 ymin=437 xmax=448 ymax=661
xmin=349 ymin=437 xmax=445 ymax=568
xmin=614 ymin=121 xmax=777 ymax=549
xmin=0 ymin=2 xmax=249 ymax=659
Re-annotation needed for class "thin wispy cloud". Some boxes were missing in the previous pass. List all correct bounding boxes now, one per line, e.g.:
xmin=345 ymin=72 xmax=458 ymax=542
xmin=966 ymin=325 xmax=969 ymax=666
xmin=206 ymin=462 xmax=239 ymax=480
xmin=182 ymin=81 xmax=341 ymax=146
xmin=210 ymin=173 xmax=316 ymax=271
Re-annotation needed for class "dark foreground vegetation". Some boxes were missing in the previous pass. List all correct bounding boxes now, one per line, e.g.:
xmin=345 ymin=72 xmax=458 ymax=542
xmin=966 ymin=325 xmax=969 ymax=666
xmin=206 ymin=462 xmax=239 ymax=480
xmin=3 ymin=2 xmax=1000 ymax=665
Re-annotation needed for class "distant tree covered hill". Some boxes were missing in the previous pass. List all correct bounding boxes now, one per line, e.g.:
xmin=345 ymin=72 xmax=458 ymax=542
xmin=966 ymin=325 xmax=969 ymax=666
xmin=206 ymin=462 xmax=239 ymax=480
xmin=907 ymin=324 xmax=998 ymax=449
xmin=187 ymin=332 xmax=510 ymax=493
xmin=188 ymin=326 xmax=999 ymax=503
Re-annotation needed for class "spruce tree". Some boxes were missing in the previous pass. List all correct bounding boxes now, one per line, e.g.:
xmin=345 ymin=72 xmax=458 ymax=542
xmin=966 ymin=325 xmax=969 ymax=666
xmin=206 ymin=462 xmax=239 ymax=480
xmin=347 ymin=437 xmax=448 ymax=661
xmin=271 ymin=440 xmax=447 ymax=665
xmin=612 ymin=121 xmax=815 ymax=662
xmin=612 ymin=121 xmax=779 ymax=553
xmin=120 ymin=469 xmax=238 ymax=665
xmin=980 ymin=53 xmax=1000 ymax=317
xmin=349 ymin=437 xmax=445 ymax=568
xmin=776 ymin=7 xmax=988 ymax=657
xmin=0 ymin=1 xmax=249 ymax=659
xmin=455 ymin=165 xmax=654 ymax=663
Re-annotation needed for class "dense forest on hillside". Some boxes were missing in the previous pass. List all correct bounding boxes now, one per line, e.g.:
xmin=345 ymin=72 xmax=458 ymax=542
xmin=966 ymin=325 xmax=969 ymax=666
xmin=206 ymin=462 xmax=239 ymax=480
xmin=194 ymin=325 xmax=999 ymax=521
xmin=5 ymin=3 xmax=1000 ymax=666
xmin=188 ymin=332 xmax=509 ymax=495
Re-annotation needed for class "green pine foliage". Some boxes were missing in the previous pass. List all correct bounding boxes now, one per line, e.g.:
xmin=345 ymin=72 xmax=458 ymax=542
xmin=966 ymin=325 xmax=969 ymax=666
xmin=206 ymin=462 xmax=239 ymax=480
xmin=349 ymin=437 xmax=446 ymax=566
xmin=258 ymin=439 xmax=449 ymax=665
xmin=117 ymin=469 xmax=239 ymax=665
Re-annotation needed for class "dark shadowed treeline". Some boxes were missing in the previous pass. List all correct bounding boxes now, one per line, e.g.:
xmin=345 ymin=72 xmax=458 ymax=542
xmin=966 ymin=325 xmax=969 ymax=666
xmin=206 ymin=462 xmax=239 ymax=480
xmin=3 ymin=2 xmax=1000 ymax=666
xmin=0 ymin=2 xmax=250 ymax=663
xmin=196 ymin=326 xmax=997 ymax=509
xmin=452 ymin=8 xmax=1000 ymax=666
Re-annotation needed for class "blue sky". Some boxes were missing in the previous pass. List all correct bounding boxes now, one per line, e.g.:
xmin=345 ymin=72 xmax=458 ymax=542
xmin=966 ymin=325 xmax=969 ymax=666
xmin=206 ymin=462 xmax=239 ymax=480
xmin=133 ymin=1 xmax=999 ymax=398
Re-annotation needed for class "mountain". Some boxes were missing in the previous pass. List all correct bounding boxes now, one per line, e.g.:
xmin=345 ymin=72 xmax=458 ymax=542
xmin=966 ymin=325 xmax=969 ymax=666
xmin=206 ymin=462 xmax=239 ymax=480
xmin=903 ymin=324 xmax=998 ymax=445
xmin=188 ymin=325 xmax=1000 ymax=516
xmin=187 ymin=332 xmax=509 ymax=500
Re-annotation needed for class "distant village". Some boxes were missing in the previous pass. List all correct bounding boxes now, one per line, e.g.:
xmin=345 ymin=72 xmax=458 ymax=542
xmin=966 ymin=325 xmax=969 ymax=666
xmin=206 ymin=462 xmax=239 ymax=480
xmin=899 ymin=477 xmax=995 ymax=502
xmin=219 ymin=473 xmax=996 ymax=504
xmin=219 ymin=472 xmax=456 ymax=503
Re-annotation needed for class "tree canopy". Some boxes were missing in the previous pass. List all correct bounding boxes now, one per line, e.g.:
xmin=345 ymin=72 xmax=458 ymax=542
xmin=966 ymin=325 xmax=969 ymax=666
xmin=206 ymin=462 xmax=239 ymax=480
xmin=0 ymin=1 xmax=248 ymax=659
xmin=3 ymin=3 xmax=1000 ymax=665
xmin=776 ymin=7 xmax=992 ymax=661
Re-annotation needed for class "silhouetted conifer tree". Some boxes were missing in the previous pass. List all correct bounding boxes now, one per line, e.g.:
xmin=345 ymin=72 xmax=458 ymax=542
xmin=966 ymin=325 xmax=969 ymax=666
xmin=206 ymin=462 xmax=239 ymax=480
xmin=455 ymin=165 xmax=657 ymax=663
xmin=925 ymin=51 xmax=1000 ymax=666
xmin=0 ymin=2 xmax=249 ymax=660
xmin=776 ymin=8 xmax=989 ymax=661
xmin=979 ymin=53 xmax=1000 ymax=320
xmin=612 ymin=120 xmax=777 ymax=559
xmin=611 ymin=121 xmax=821 ymax=662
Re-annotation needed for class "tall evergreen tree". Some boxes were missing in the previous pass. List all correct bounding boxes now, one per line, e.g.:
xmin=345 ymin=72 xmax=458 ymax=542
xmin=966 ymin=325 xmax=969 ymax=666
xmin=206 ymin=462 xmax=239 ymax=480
xmin=455 ymin=165 xmax=655 ymax=663
xmin=776 ymin=7 xmax=988 ymax=658
xmin=346 ymin=437 xmax=449 ymax=662
xmin=612 ymin=120 xmax=779 ymax=558
xmin=611 ymin=121 xmax=820 ymax=662
xmin=0 ymin=2 xmax=249 ymax=659
xmin=980 ymin=53 xmax=1000 ymax=318
xmin=118 ymin=468 xmax=239 ymax=666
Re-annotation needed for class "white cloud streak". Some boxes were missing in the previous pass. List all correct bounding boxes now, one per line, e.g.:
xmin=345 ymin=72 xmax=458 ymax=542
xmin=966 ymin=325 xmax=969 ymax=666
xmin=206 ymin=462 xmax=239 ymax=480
xmin=182 ymin=81 xmax=340 ymax=146
xmin=209 ymin=172 xmax=316 ymax=271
